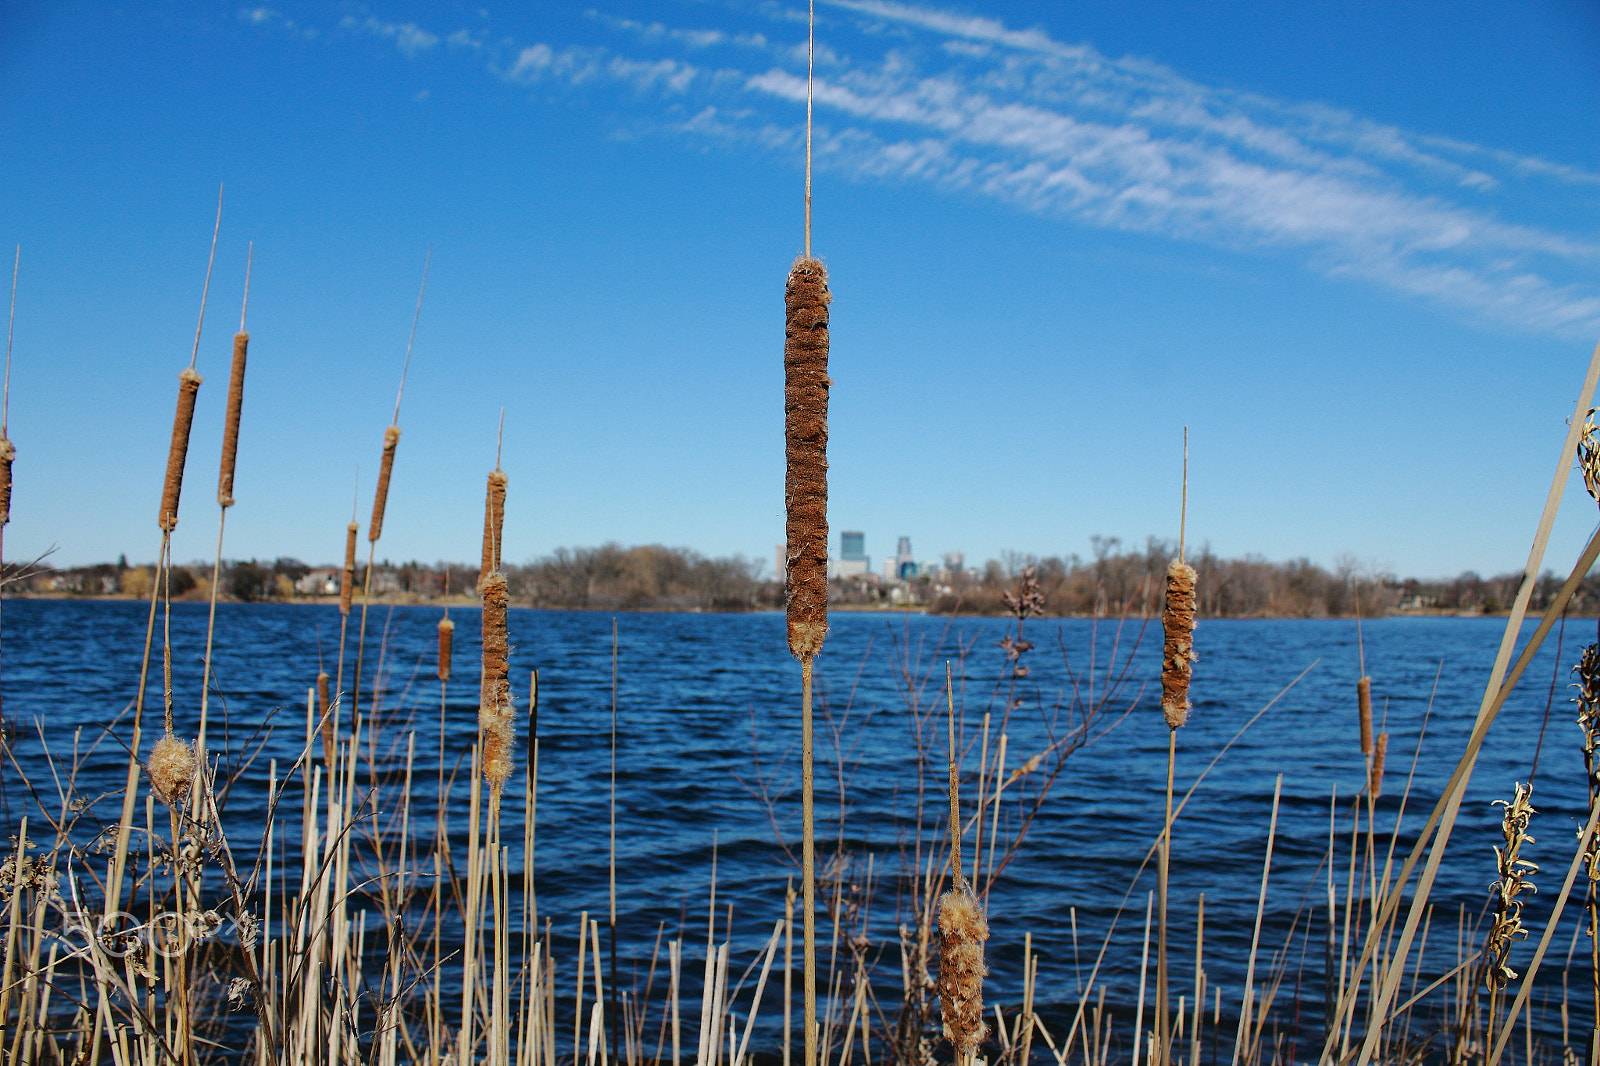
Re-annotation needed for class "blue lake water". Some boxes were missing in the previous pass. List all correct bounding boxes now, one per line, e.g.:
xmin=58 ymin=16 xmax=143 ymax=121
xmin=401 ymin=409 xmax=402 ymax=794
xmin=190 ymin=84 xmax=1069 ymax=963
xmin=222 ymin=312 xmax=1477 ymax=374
xmin=3 ymin=598 xmax=1597 ymax=1054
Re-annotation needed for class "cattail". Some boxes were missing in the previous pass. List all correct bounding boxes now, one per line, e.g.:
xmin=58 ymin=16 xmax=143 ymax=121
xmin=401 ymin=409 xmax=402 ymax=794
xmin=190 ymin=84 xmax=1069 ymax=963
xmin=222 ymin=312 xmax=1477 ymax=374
xmin=938 ymin=883 xmax=990 ymax=1061
xmin=148 ymin=732 xmax=196 ymax=807
xmin=1357 ymin=675 xmax=1373 ymax=755
xmin=784 ymin=255 xmax=830 ymax=662
xmin=1161 ymin=559 xmax=1198 ymax=728
xmin=217 ymin=331 xmax=247 ymax=507
xmin=369 ymin=425 xmax=401 ymax=543
xmin=479 ymin=469 xmax=508 ymax=590
xmin=479 ymin=571 xmax=513 ymax=788
xmin=0 ymin=437 xmax=14 ymax=527
xmin=340 ymin=522 xmax=358 ymax=615
xmin=158 ymin=368 xmax=203 ymax=531
xmin=316 ymin=671 xmax=333 ymax=760
xmin=1369 ymin=732 xmax=1388 ymax=798
xmin=438 ymin=615 xmax=454 ymax=681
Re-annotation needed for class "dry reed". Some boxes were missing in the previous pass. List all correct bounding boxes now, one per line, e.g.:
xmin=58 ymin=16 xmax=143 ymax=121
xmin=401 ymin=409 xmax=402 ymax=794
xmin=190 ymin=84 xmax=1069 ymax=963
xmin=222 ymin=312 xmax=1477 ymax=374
xmin=369 ymin=425 xmax=400 ymax=543
xmin=481 ymin=469 xmax=508 ymax=590
xmin=783 ymin=255 xmax=829 ymax=663
xmin=438 ymin=615 xmax=454 ymax=682
xmin=479 ymin=571 xmax=514 ymax=789
xmin=340 ymin=522 xmax=357 ymax=615
xmin=217 ymin=330 xmax=247 ymax=507
xmin=158 ymin=368 xmax=202 ymax=530
xmin=1160 ymin=559 xmax=1197 ymax=728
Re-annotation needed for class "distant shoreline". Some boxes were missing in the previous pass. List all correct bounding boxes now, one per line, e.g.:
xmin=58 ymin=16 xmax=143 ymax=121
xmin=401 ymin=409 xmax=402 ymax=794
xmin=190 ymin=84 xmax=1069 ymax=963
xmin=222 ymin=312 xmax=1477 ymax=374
xmin=5 ymin=591 xmax=1574 ymax=620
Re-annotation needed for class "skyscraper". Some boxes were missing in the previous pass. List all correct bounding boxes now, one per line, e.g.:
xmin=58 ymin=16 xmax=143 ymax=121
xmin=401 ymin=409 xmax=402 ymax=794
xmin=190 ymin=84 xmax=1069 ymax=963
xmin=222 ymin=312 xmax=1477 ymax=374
xmin=896 ymin=536 xmax=914 ymax=580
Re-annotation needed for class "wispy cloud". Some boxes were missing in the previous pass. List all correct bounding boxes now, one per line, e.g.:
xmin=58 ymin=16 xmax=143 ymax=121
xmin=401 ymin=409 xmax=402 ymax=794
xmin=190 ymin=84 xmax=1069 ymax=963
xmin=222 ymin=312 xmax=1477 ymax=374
xmin=242 ymin=2 xmax=1600 ymax=337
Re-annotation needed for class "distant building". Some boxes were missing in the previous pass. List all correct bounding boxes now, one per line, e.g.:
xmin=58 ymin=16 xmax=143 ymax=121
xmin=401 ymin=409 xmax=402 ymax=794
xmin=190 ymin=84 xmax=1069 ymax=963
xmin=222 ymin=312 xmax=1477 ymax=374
xmin=295 ymin=569 xmax=340 ymax=596
xmin=774 ymin=545 xmax=787 ymax=583
xmin=895 ymin=536 xmax=915 ymax=580
xmin=835 ymin=529 xmax=870 ymax=578
xmin=944 ymin=551 xmax=965 ymax=575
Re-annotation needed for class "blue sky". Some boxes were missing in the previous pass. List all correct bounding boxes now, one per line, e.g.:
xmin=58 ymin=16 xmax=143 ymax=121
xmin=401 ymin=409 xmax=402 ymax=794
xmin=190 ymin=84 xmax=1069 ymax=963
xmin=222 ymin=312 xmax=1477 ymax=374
xmin=2 ymin=0 xmax=1597 ymax=580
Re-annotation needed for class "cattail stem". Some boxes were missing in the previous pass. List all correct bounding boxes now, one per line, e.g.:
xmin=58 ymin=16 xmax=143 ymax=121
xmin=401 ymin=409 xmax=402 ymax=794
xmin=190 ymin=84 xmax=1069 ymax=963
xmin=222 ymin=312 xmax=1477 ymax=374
xmin=480 ymin=469 xmax=508 ymax=590
xmin=0 ymin=437 xmax=14 ymax=531
xmin=1370 ymin=733 xmax=1388 ymax=798
xmin=340 ymin=522 xmax=358 ymax=616
xmin=316 ymin=671 xmax=332 ymax=761
xmin=479 ymin=571 xmax=513 ymax=790
xmin=369 ymin=425 xmax=400 ymax=543
xmin=217 ymin=331 xmax=247 ymax=508
xmin=1157 ymin=728 xmax=1176 ymax=1066
xmin=159 ymin=369 xmax=202 ymax=531
xmin=354 ymin=425 xmax=401 ymax=718
xmin=800 ymin=657 xmax=818 ymax=1066
xmin=938 ymin=666 xmax=990 ymax=1066
xmin=438 ymin=615 xmax=454 ymax=681
xmin=1358 ymin=676 xmax=1373 ymax=756
xmin=333 ymin=505 xmax=357 ymax=759
xmin=1161 ymin=560 xmax=1197 ymax=728
xmin=784 ymin=257 xmax=830 ymax=662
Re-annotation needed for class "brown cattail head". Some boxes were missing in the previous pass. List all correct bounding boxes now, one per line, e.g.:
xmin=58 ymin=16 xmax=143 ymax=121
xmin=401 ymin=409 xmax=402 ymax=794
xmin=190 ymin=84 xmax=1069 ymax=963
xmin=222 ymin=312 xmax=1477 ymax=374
xmin=148 ymin=732 xmax=196 ymax=807
xmin=1161 ymin=559 xmax=1198 ymax=728
xmin=1369 ymin=733 xmax=1388 ymax=798
xmin=316 ymin=671 xmax=334 ymax=761
xmin=340 ymin=522 xmax=358 ymax=615
xmin=438 ymin=615 xmax=454 ymax=681
xmin=369 ymin=425 xmax=401 ymax=543
xmin=937 ymin=883 xmax=990 ymax=1061
xmin=158 ymin=368 xmax=203 ymax=531
xmin=479 ymin=571 xmax=514 ymax=788
xmin=479 ymin=469 xmax=508 ymax=591
xmin=1357 ymin=675 xmax=1373 ymax=755
xmin=0 ymin=436 xmax=15 ymax=527
xmin=784 ymin=255 xmax=830 ymax=662
xmin=217 ymin=331 xmax=248 ymax=507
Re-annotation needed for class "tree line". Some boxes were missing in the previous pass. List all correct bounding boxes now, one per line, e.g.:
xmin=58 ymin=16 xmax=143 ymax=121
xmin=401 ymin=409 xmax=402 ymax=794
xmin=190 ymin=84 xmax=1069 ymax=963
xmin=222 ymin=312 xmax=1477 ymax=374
xmin=15 ymin=538 xmax=1600 ymax=618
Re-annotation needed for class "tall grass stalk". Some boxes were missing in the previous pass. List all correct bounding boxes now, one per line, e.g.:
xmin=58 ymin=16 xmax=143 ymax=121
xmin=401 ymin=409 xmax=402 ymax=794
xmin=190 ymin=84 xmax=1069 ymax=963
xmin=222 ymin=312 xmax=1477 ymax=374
xmin=198 ymin=245 xmax=251 ymax=755
xmin=353 ymin=249 xmax=428 ymax=723
xmin=0 ymin=245 xmax=18 ymax=740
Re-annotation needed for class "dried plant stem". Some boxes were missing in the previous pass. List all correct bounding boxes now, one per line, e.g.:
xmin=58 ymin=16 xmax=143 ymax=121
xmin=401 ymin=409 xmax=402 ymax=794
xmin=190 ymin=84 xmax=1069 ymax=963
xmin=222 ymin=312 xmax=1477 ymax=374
xmin=1233 ymin=775 xmax=1283 ymax=1066
xmin=198 ymin=303 xmax=248 ymax=753
xmin=0 ymin=247 xmax=16 ymax=738
xmin=1349 ymin=337 xmax=1600 ymax=1066
xmin=938 ymin=662 xmax=989 ymax=1066
xmin=801 ymin=657 xmax=818 ymax=1066
xmin=333 ymin=475 xmax=357 ymax=732
xmin=1157 ymin=727 xmax=1176 ymax=1066
xmin=610 ymin=617 xmax=620 ymax=1059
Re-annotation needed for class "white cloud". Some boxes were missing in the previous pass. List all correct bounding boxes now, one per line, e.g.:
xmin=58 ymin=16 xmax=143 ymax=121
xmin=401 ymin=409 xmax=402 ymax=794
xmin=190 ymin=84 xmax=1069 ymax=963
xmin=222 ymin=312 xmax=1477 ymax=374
xmin=245 ymin=2 xmax=1600 ymax=337
xmin=340 ymin=15 xmax=441 ymax=57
